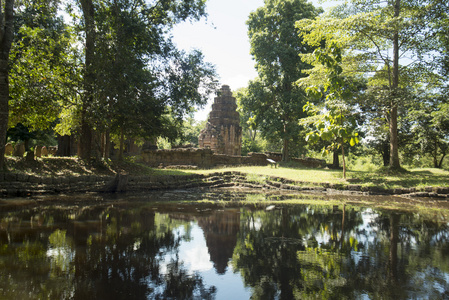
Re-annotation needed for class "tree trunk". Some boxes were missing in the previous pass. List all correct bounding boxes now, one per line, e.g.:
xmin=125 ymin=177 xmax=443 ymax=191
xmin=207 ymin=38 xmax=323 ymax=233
xmin=282 ymin=138 xmax=289 ymax=162
xmin=438 ymin=152 xmax=446 ymax=169
xmin=341 ymin=138 xmax=346 ymax=179
xmin=382 ymin=141 xmax=390 ymax=167
xmin=389 ymin=0 xmax=401 ymax=170
xmin=101 ymin=131 xmax=110 ymax=159
xmin=0 ymin=0 xmax=15 ymax=170
xmin=79 ymin=0 xmax=95 ymax=160
xmin=104 ymin=131 xmax=110 ymax=159
xmin=0 ymin=58 xmax=8 ymax=169
xmin=433 ymin=139 xmax=439 ymax=168
xmin=332 ymin=149 xmax=340 ymax=168
xmin=119 ymin=127 xmax=124 ymax=161
xmin=57 ymin=135 xmax=72 ymax=156
xmin=389 ymin=214 xmax=399 ymax=283
xmin=281 ymin=124 xmax=289 ymax=162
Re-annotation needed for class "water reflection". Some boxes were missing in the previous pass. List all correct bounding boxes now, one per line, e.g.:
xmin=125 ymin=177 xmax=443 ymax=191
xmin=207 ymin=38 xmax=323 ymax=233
xmin=0 ymin=193 xmax=448 ymax=299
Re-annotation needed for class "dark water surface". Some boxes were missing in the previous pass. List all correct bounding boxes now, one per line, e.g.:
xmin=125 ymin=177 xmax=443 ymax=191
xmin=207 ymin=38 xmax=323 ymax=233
xmin=0 ymin=191 xmax=448 ymax=299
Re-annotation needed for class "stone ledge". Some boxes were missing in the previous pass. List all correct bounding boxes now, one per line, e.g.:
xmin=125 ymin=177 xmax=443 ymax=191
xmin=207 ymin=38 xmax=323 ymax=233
xmin=1 ymin=171 xmax=448 ymax=199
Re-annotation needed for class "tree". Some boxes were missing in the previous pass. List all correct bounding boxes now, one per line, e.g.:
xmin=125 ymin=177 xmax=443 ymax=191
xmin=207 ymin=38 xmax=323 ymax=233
xmin=296 ymin=27 xmax=363 ymax=175
xmin=0 ymin=0 xmax=15 ymax=170
xmin=73 ymin=0 xmax=215 ymax=160
xmin=77 ymin=0 xmax=95 ymax=159
xmin=297 ymin=0 xmax=446 ymax=170
xmin=235 ymin=87 xmax=268 ymax=155
xmin=302 ymin=101 xmax=360 ymax=178
xmin=8 ymin=0 xmax=79 ymax=131
xmin=246 ymin=0 xmax=322 ymax=161
xmin=407 ymin=94 xmax=449 ymax=168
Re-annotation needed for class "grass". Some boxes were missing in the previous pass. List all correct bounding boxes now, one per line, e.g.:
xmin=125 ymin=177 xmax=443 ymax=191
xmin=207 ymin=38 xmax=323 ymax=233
xmin=185 ymin=165 xmax=449 ymax=189
xmin=2 ymin=156 xmax=193 ymax=177
xmin=3 ymin=156 xmax=449 ymax=189
xmin=186 ymin=165 xmax=343 ymax=183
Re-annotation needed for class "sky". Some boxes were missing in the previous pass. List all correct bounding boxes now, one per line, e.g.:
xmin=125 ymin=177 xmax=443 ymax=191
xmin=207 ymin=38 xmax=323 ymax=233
xmin=171 ymin=0 xmax=334 ymax=121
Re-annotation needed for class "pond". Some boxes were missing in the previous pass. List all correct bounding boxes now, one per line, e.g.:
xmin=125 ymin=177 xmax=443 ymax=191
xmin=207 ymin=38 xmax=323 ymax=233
xmin=0 ymin=190 xmax=448 ymax=299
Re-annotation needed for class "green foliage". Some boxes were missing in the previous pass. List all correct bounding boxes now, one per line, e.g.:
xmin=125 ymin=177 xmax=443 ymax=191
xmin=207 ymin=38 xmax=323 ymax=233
xmin=180 ymin=117 xmax=207 ymax=147
xmin=9 ymin=1 xmax=80 ymax=131
xmin=403 ymin=93 xmax=449 ymax=168
xmin=346 ymin=153 xmax=378 ymax=172
xmin=235 ymin=87 xmax=259 ymax=143
xmin=302 ymin=101 xmax=360 ymax=175
xmin=69 ymin=0 xmax=217 ymax=159
xmin=81 ymin=0 xmax=217 ymax=142
xmin=241 ymin=136 xmax=266 ymax=156
xmin=3 ymin=0 xmax=217 ymax=161
xmin=7 ymin=123 xmax=57 ymax=149
xmin=246 ymin=0 xmax=322 ymax=161
xmin=297 ymin=0 xmax=448 ymax=170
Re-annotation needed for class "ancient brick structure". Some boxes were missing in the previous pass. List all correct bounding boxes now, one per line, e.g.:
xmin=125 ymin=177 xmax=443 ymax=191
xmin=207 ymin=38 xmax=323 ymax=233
xmin=198 ymin=85 xmax=242 ymax=156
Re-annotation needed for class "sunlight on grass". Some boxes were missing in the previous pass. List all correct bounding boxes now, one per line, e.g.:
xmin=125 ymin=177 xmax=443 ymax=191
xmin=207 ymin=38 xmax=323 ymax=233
xmin=183 ymin=165 xmax=449 ymax=189
xmin=187 ymin=166 xmax=347 ymax=183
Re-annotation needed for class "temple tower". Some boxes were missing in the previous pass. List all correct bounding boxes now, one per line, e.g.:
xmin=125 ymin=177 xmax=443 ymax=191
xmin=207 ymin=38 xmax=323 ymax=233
xmin=198 ymin=85 xmax=242 ymax=156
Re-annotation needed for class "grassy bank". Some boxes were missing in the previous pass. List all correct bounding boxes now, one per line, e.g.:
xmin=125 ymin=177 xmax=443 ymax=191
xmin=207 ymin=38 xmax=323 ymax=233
xmin=186 ymin=165 xmax=449 ymax=190
xmin=3 ymin=157 xmax=449 ymax=190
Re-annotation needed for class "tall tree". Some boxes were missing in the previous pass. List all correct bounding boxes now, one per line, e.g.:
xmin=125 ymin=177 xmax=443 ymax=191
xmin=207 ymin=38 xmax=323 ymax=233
xmin=74 ymin=0 xmax=214 ymax=160
xmin=298 ymin=0 xmax=445 ymax=170
xmin=78 ymin=0 xmax=95 ymax=159
xmin=246 ymin=0 xmax=322 ymax=161
xmin=296 ymin=27 xmax=365 ymax=175
xmin=0 ymin=0 xmax=14 ymax=170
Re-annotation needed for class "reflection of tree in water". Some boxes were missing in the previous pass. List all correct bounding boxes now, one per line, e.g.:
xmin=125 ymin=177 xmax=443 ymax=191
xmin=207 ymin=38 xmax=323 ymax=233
xmin=232 ymin=205 xmax=449 ymax=299
xmin=0 ymin=203 xmax=216 ymax=299
xmin=232 ymin=206 xmax=311 ymax=299
xmin=1 ymin=200 xmax=449 ymax=299
xmin=353 ymin=210 xmax=449 ymax=299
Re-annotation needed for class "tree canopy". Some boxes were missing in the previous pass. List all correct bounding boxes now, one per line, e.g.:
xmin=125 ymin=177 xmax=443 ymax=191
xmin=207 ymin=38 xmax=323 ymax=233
xmin=295 ymin=0 xmax=448 ymax=170
xmin=246 ymin=0 xmax=322 ymax=161
xmin=0 ymin=0 xmax=217 ymax=165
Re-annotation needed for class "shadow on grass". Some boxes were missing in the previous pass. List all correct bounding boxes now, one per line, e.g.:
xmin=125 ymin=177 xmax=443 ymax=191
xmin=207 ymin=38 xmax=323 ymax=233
xmin=3 ymin=157 xmax=194 ymax=177
xmin=348 ymin=168 xmax=449 ymax=188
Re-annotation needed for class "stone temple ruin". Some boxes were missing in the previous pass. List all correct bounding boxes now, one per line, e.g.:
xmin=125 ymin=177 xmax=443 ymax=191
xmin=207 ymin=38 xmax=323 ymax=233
xmin=141 ymin=84 xmax=326 ymax=169
xmin=198 ymin=85 xmax=242 ymax=156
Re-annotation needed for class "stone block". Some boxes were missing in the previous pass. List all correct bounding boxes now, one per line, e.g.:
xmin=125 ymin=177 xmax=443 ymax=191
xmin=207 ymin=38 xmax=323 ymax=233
xmin=34 ymin=146 xmax=42 ymax=158
xmin=13 ymin=142 xmax=25 ymax=157
xmin=41 ymin=146 xmax=49 ymax=157
xmin=4 ymin=143 xmax=13 ymax=156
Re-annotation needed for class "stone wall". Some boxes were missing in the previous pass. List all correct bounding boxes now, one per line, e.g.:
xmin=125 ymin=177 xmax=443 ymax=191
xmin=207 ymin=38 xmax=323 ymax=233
xmin=141 ymin=148 xmax=327 ymax=169
xmin=265 ymin=151 xmax=326 ymax=168
xmin=142 ymin=148 xmax=213 ymax=168
xmin=291 ymin=157 xmax=326 ymax=168
xmin=141 ymin=148 xmax=270 ymax=168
